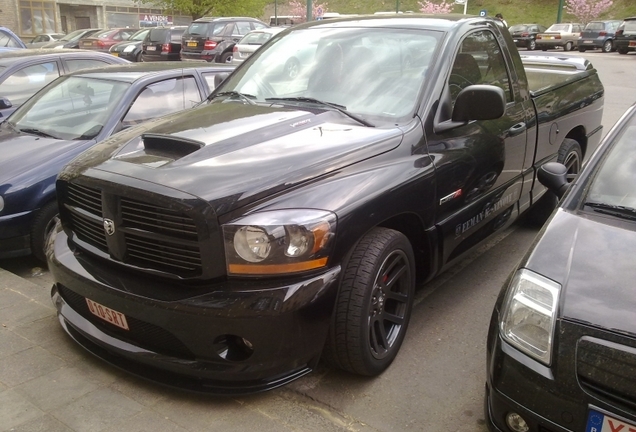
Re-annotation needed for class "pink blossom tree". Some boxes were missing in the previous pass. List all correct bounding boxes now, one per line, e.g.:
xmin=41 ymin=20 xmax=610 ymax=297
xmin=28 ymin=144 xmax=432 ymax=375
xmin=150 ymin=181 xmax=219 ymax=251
xmin=418 ymin=0 xmax=454 ymax=14
xmin=565 ymin=0 xmax=613 ymax=24
xmin=288 ymin=0 xmax=328 ymax=20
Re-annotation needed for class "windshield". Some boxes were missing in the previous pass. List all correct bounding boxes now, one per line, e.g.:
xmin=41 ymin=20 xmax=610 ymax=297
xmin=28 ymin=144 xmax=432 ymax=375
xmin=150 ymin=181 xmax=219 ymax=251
xmin=585 ymin=114 xmax=636 ymax=211
xmin=220 ymin=27 xmax=441 ymax=125
xmin=548 ymin=24 xmax=569 ymax=32
xmin=9 ymin=76 xmax=130 ymax=140
xmin=509 ymin=25 xmax=528 ymax=32
xmin=130 ymin=29 xmax=150 ymax=41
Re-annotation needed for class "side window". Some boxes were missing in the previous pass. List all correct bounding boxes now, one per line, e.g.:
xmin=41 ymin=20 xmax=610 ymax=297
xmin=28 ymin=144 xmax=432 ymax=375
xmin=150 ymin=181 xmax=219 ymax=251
xmin=122 ymin=77 xmax=200 ymax=126
xmin=449 ymin=31 xmax=512 ymax=103
xmin=223 ymin=23 xmax=236 ymax=36
xmin=65 ymin=59 xmax=111 ymax=73
xmin=236 ymin=22 xmax=252 ymax=36
xmin=0 ymin=62 xmax=60 ymax=105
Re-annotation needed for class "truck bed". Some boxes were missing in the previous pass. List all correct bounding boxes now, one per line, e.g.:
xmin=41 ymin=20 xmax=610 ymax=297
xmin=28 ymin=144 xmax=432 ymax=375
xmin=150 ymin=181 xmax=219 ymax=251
xmin=521 ymin=55 xmax=595 ymax=96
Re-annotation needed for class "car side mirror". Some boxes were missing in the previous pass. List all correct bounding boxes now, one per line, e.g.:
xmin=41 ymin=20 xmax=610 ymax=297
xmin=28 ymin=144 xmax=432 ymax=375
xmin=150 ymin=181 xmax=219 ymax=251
xmin=0 ymin=97 xmax=12 ymax=109
xmin=214 ymin=72 xmax=230 ymax=89
xmin=538 ymin=162 xmax=569 ymax=199
xmin=452 ymin=85 xmax=506 ymax=122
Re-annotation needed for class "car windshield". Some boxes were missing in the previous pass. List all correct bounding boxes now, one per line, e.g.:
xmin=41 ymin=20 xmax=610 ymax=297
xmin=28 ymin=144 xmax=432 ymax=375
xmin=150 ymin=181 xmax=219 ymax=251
xmin=509 ymin=25 xmax=528 ymax=32
xmin=9 ymin=76 xmax=130 ymax=140
xmin=130 ymin=29 xmax=149 ymax=41
xmin=51 ymin=34 xmax=63 ymax=40
xmin=221 ymin=27 xmax=441 ymax=125
xmin=96 ymin=29 xmax=115 ymax=39
xmin=585 ymin=113 xmax=636 ymax=212
xmin=548 ymin=24 xmax=569 ymax=32
xmin=585 ymin=22 xmax=604 ymax=30
xmin=625 ymin=21 xmax=636 ymax=31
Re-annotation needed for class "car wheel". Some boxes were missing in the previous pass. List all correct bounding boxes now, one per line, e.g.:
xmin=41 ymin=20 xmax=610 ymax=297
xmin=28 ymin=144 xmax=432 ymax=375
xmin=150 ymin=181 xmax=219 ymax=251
xmin=618 ymin=47 xmax=628 ymax=54
xmin=557 ymin=138 xmax=582 ymax=183
xmin=220 ymin=52 xmax=233 ymax=63
xmin=30 ymin=201 xmax=59 ymax=263
xmin=527 ymin=39 xmax=536 ymax=51
xmin=135 ymin=51 xmax=142 ymax=62
xmin=284 ymin=57 xmax=300 ymax=79
xmin=602 ymin=40 xmax=613 ymax=53
xmin=323 ymin=227 xmax=415 ymax=376
xmin=564 ymin=41 xmax=573 ymax=51
xmin=541 ymin=47 xmax=548 ymax=51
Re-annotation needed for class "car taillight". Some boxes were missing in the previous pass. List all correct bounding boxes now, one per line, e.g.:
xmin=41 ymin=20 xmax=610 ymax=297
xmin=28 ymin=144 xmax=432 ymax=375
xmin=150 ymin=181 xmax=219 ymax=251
xmin=599 ymin=31 xmax=607 ymax=36
xmin=97 ymin=40 xmax=106 ymax=47
xmin=204 ymin=40 xmax=217 ymax=50
xmin=555 ymin=34 xmax=561 ymax=39
xmin=522 ymin=32 xmax=529 ymax=37
xmin=162 ymin=43 xmax=171 ymax=53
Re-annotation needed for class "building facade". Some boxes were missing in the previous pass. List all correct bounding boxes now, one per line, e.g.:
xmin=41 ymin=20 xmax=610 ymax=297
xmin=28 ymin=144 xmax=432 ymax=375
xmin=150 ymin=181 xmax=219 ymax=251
xmin=0 ymin=0 xmax=192 ymax=40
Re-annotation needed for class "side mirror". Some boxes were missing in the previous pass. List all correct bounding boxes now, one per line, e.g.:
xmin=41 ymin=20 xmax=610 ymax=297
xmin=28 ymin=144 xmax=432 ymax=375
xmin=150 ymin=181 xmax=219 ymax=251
xmin=214 ymin=72 xmax=230 ymax=89
xmin=452 ymin=85 xmax=506 ymax=122
xmin=538 ymin=162 xmax=569 ymax=199
xmin=0 ymin=97 xmax=12 ymax=109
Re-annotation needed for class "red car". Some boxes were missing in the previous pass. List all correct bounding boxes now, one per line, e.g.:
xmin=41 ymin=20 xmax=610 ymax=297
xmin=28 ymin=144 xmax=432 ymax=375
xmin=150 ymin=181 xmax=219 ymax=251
xmin=78 ymin=28 xmax=138 ymax=53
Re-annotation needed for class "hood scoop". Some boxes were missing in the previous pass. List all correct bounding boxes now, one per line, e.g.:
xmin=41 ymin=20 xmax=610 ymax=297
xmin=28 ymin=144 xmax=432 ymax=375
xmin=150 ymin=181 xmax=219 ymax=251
xmin=116 ymin=134 xmax=204 ymax=168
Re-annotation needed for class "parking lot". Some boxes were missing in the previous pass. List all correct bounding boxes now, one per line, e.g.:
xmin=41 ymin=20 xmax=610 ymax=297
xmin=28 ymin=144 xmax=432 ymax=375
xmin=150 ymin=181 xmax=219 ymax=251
xmin=0 ymin=50 xmax=635 ymax=432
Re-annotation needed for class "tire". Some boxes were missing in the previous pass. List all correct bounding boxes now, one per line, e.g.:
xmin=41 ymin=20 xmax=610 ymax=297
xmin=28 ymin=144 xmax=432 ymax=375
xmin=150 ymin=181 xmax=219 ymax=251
xmin=557 ymin=138 xmax=582 ymax=183
xmin=601 ymin=40 xmax=613 ymax=53
xmin=30 ymin=201 xmax=59 ymax=263
xmin=618 ymin=47 xmax=628 ymax=55
xmin=578 ymin=46 xmax=586 ymax=52
xmin=283 ymin=57 xmax=300 ymax=79
xmin=135 ymin=51 xmax=142 ymax=62
xmin=541 ymin=47 xmax=548 ymax=51
xmin=564 ymin=41 xmax=573 ymax=51
xmin=527 ymin=39 xmax=536 ymax=51
xmin=220 ymin=52 xmax=233 ymax=63
xmin=323 ymin=228 xmax=415 ymax=376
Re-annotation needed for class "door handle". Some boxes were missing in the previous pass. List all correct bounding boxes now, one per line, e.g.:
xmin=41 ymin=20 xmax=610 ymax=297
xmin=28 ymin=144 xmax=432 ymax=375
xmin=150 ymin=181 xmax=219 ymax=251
xmin=508 ymin=122 xmax=527 ymax=136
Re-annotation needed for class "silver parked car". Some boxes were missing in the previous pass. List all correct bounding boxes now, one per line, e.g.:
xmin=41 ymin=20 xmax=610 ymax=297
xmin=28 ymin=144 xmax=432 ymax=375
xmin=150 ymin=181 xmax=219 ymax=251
xmin=26 ymin=33 xmax=65 ymax=48
xmin=536 ymin=23 xmax=584 ymax=51
xmin=231 ymin=27 xmax=285 ymax=66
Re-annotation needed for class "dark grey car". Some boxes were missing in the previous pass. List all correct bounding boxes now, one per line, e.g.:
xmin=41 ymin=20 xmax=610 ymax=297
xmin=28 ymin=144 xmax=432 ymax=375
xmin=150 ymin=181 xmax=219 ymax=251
xmin=578 ymin=19 xmax=622 ymax=52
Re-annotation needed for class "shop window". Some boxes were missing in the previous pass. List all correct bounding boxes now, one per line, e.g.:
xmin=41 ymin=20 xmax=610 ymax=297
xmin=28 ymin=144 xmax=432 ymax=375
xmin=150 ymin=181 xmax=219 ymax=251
xmin=20 ymin=0 xmax=56 ymax=36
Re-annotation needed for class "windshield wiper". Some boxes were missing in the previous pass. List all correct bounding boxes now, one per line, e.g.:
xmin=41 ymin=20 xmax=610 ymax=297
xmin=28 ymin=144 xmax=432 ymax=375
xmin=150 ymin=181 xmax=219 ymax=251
xmin=265 ymin=97 xmax=375 ymax=127
xmin=584 ymin=201 xmax=636 ymax=220
xmin=18 ymin=127 xmax=59 ymax=139
xmin=206 ymin=91 xmax=256 ymax=106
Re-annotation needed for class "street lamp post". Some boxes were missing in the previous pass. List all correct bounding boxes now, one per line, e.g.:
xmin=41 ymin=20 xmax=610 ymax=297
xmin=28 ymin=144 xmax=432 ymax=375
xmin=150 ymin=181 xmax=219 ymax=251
xmin=307 ymin=0 xmax=313 ymax=21
xmin=396 ymin=0 xmax=400 ymax=13
xmin=557 ymin=0 xmax=565 ymax=23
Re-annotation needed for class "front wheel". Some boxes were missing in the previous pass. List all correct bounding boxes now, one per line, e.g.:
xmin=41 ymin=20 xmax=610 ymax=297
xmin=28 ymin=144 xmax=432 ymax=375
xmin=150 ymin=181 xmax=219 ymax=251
xmin=30 ymin=201 xmax=59 ymax=263
xmin=602 ymin=40 xmax=613 ymax=53
xmin=527 ymin=39 xmax=536 ymax=51
xmin=564 ymin=41 xmax=573 ymax=51
xmin=323 ymin=228 xmax=415 ymax=376
xmin=220 ymin=52 xmax=233 ymax=63
xmin=618 ymin=47 xmax=628 ymax=54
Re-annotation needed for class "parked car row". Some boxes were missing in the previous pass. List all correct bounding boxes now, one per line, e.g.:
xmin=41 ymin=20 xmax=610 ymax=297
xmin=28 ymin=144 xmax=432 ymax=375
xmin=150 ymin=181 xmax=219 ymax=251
xmin=511 ymin=17 xmax=636 ymax=54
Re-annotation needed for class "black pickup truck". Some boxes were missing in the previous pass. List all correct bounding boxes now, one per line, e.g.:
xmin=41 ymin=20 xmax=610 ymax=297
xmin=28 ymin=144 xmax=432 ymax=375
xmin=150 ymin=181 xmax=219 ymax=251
xmin=48 ymin=15 xmax=604 ymax=394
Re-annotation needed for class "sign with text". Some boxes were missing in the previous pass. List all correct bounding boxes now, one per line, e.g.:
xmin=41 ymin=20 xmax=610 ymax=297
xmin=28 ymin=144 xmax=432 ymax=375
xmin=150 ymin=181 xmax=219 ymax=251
xmin=139 ymin=14 xmax=173 ymax=27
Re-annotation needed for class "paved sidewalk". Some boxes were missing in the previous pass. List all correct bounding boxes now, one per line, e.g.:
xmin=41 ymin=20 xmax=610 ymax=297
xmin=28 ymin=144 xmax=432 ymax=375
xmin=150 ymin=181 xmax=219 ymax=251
xmin=0 ymin=267 xmax=362 ymax=432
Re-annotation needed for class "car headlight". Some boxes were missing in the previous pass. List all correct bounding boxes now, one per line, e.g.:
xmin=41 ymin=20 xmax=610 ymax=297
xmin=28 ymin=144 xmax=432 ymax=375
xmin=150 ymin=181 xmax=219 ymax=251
xmin=123 ymin=44 xmax=135 ymax=53
xmin=500 ymin=269 xmax=561 ymax=365
xmin=0 ymin=195 xmax=4 ymax=213
xmin=222 ymin=209 xmax=336 ymax=276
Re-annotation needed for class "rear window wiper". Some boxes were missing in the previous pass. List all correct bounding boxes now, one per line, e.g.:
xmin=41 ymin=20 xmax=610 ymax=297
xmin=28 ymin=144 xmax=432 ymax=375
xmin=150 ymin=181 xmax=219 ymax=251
xmin=207 ymin=91 xmax=256 ymax=105
xmin=584 ymin=201 xmax=636 ymax=221
xmin=265 ymin=97 xmax=375 ymax=127
xmin=18 ymin=127 xmax=59 ymax=139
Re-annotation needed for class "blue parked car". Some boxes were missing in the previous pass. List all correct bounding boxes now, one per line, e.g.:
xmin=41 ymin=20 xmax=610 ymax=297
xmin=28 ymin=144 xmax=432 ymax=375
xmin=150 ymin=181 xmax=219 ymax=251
xmin=0 ymin=62 xmax=234 ymax=261
xmin=0 ymin=26 xmax=26 ymax=51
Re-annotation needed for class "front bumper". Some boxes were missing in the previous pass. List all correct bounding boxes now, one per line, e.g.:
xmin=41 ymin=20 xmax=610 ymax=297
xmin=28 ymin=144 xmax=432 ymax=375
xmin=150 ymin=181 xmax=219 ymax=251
xmin=0 ymin=210 xmax=33 ymax=258
xmin=49 ymin=229 xmax=341 ymax=394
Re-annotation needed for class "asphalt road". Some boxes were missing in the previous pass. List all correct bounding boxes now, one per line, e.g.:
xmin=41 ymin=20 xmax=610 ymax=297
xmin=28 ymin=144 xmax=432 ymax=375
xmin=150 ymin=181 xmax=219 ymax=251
xmin=1 ymin=50 xmax=635 ymax=432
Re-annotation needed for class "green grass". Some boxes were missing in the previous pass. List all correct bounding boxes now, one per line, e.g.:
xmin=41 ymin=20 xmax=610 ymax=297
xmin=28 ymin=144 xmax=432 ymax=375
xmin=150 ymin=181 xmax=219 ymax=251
xmin=267 ymin=0 xmax=636 ymax=27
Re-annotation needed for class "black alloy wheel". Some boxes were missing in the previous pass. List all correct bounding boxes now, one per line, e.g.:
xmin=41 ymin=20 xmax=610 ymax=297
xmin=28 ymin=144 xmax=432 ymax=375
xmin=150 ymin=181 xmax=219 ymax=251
xmin=527 ymin=39 xmax=536 ymax=51
xmin=323 ymin=227 xmax=415 ymax=376
xmin=220 ymin=52 xmax=233 ymax=63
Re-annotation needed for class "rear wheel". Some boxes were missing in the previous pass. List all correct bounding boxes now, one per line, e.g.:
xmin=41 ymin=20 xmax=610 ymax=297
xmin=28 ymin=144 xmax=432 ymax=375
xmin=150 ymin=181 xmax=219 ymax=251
xmin=618 ymin=47 xmax=628 ymax=54
xmin=30 ymin=201 xmax=59 ymax=263
xmin=220 ymin=52 xmax=233 ymax=63
xmin=564 ymin=41 xmax=573 ymax=51
xmin=578 ymin=45 xmax=586 ymax=52
xmin=557 ymin=138 xmax=582 ymax=183
xmin=602 ymin=40 xmax=613 ymax=53
xmin=527 ymin=39 xmax=536 ymax=51
xmin=323 ymin=228 xmax=415 ymax=376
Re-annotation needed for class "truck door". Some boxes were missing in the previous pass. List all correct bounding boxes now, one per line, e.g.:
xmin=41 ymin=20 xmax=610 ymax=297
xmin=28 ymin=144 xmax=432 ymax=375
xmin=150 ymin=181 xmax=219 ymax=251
xmin=428 ymin=29 xmax=528 ymax=267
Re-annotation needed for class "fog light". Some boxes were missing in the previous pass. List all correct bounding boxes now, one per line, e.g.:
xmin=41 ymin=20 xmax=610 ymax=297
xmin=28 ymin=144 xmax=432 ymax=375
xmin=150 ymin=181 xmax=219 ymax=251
xmin=213 ymin=334 xmax=254 ymax=361
xmin=506 ymin=412 xmax=529 ymax=432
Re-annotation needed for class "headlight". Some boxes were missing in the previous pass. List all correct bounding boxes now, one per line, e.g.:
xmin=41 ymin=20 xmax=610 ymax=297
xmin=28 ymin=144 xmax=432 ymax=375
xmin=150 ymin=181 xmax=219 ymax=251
xmin=500 ymin=269 xmax=561 ymax=365
xmin=123 ymin=44 xmax=135 ymax=53
xmin=222 ymin=209 xmax=336 ymax=276
xmin=0 ymin=195 xmax=4 ymax=213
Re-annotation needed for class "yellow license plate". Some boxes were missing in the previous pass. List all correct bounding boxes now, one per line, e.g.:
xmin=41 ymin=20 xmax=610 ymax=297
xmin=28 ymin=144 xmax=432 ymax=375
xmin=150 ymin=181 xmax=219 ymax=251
xmin=187 ymin=42 xmax=197 ymax=47
xmin=111 ymin=52 xmax=119 ymax=56
xmin=86 ymin=298 xmax=129 ymax=330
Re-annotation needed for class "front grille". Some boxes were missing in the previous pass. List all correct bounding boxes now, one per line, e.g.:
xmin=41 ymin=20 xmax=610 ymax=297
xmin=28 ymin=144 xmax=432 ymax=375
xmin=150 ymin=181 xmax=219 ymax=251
xmin=58 ymin=285 xmax=194 ymax=359
xmin=577 ymin=337 xmax=636 ymax=413
xmin=63 ymin=181 xmax=203 ymax=277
